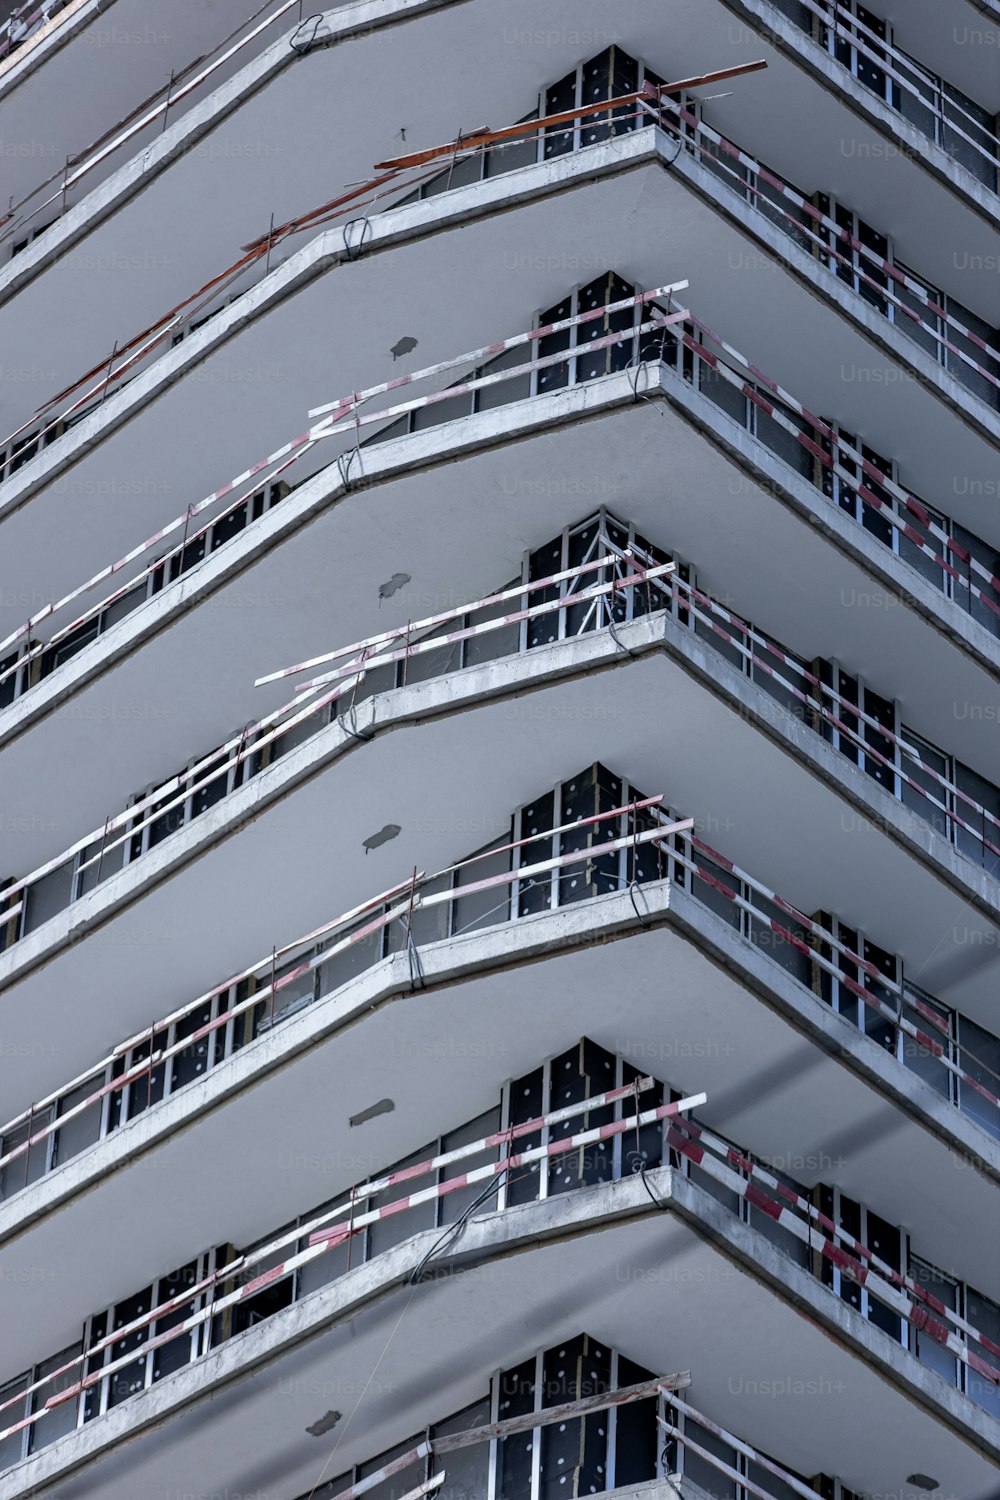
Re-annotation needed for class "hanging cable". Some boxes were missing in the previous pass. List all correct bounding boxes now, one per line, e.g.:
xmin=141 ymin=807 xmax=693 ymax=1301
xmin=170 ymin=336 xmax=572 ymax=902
xmin=343 ymin=216 xmax=372 ymax=262
xmin=407 ymin=1166 xmax=511 ymax=1285
xmin=338 ymin=703 xmax=374 ymax=744
xmin=289 ymin=13 xmax=322 ymax=52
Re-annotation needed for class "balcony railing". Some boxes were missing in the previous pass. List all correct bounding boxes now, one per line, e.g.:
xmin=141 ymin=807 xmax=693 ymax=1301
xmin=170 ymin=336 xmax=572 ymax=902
xmin=9 ymin=38 xmax=995 ymax=501
xmin=647 ymin=90 xmax=1000 ymax=410
xmin=0 ymin=0 xmax=315 ymax=258
xmin=3 ymin=754 xmax=997 ymax=1230
xmin=5 ymin=281 xmax=1000 ymax=738
xmin=771 ymin=0 xmax=1000 ymax=192
xmin=7 ymin=206 xmax=1000 ymax=722
xmin=5 ymin=444 xmax=1000 ymax=979
xmin=668 ymin=312 xmax=1000 ymax=635
xmin=310 ymin=1365 xmax=863 ymax=1500
xmin=0 ymin=281 xmax=688 ymax=709
xmin=2 ymin=1033 xmax=998 ymax=1471
xmin=0 ymin=1071 xmax=703 ymax=1466
xmin=0 ymin=59 xmax=675 ymax=468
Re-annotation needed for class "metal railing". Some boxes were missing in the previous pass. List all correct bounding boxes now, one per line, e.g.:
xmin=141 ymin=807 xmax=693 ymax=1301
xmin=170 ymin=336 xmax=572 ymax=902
xmin=0 ymin=283 xmax=687 ymax=707
xmin=2 ymin=1030 xmax=997 ymax=1465
xmin=0 ymin=84 xmax=670 ymax=469
xmin=773 ymin=0 xmax=999 ymax=191
xmin=0 ymin=0 xmax=314 ymax=254
xmin=6 ymin=458 xmax=1000 ymax=965
xmin=646 ymin=92 xmax=1000 ymax=408
xmin=8 ymin=53 xmax=994 ymax=487
xmin=3 ymin=750 xmax=998 ymax=1220
xmin=0 ymin=1075 xmax=704 ymax=1459
xmin=311 ymin=1386 xmax=854 ymax=1500
xmin=0 ymin=0 xmax=70 ymax=63
xmin=5 ymin=286 xmax=1000 ymax=731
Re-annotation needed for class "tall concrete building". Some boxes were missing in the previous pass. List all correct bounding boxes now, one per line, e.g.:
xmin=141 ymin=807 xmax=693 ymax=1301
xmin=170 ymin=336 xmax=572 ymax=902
xmin=0 ymin=3 xmax=998 ymax=1499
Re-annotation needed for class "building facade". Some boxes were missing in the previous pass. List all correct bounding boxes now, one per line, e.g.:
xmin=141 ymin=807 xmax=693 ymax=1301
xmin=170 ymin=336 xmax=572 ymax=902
xmin=0 ymin=3 xmax=998 ymax=1499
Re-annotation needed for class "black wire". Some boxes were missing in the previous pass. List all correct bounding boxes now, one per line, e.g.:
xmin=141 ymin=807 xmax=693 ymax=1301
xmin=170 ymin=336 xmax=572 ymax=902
xmin=608 ymin=619 xmax=638 ymax=657
xmin=337 ymin=446 xmax=362 ymax=491
xmin=405 ymin=927 xmax=426 ymax=991
xmin=639 ymin=1158 xmax=670 ymax=1211
xmin=343 ymin=217 xmax=372 ymax=262
xmin=338 ymin=704 xmax=374 ymax=743
xmin=407 ymin=1167 xmax=511 ymax=1285
xmin=289 ymin=14 xmax=322 ymax=53
xmin=628 ymin=879 xmax=650 ymax=926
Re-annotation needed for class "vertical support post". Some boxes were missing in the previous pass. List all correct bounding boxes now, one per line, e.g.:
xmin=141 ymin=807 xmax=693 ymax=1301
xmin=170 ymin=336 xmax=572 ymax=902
xmin=178 ymin=504 xmax=194 ymax=573
xmin=401 ymin=621 xmax=411 ymax=686
xmin=346 ymin=1185 xmax=356 ymax=1271
xmin=94 ymin=814 xmax=111 ymax=888
xmin=100 ymin=342 xmax=118 ymax=404
xmin=22 ymin=1104 xmax=33 ymax=1188
xmin=161 ymin=71 xmax=175 ymax=132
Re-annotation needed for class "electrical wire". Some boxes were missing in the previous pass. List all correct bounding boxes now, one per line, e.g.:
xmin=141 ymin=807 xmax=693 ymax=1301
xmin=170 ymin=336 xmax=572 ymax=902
xmin=406 ymin=1159 xmax=549 ymax=1286
xmin=338 ymin=703 xmax=374 ymax=744
xmin=343 ymin=216 xmax=372 ymax=261
xmin=289 ymin=13 xmax=322 ymax=52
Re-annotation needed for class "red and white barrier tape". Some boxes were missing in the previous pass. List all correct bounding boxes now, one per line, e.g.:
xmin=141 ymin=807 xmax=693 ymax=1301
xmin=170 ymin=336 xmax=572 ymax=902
xmin=665 ymin=1114 xmax=1000 ymax=1373
xmin=671 ymin=304 xmax=1000 ymax=618
xmin=0 ymin=1088 xmax=705 ymax=1440
xmin=658 ymin=1398 xmax=816 ymax=1500
xmin=0 ymin=556 xmax=672 ymax=918
xmin=0 ymin=284 xmax=686 ymax=686
xmin=650 ymin=92 xmax=1000 ymax=393
xmin=0 ymin=798 xmax=680 ymax=1168
xmin=282 ymin=561 xmax=676 ymax=699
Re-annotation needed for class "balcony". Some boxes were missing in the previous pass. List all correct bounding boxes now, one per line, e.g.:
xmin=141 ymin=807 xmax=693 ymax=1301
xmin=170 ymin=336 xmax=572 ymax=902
xmin=6 ymin=32 xmax=1000 ymax=604
xmin=1 ymin=769 xmax=997 ymax=1382
xmin=0 ymin=0 xmax=300 ymax=279
xmin=3 ymin=535 xmax=1000 ymax=1123
xmin=7 ymin=293 xmax=1000 ymax=744
xmin=3 ymin=288 xmax=1000 ymax=915
xmin=0 ymin=1066 xmax=995 ymax=1499
xmin=765 ymin=0 xmax=1000 ymax=193
xmin=5 ymin=505 xmax=1000 ymax=986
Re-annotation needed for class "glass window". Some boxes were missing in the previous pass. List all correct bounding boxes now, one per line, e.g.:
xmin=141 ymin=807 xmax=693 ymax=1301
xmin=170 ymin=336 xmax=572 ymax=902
xmin=898 ymin=496 xmax=948 ymax=595
xmin=909 ymin=1256 xmax=959 ymax=1387
xmin=368 ymin=1143 xmax=436 ymax=1259
xmin=943 ymin=296 xmax=1000 ymax=410
xmin=432 ymin=1397 xmax=492 ymax=1500
xmin=955 ymin=759 xmax=1000 ymax=874
xmin=0 ymin=1374 xmax=29 ymax=1470
xmin=942 ymin=82 xmax=998 ymax=191
xmin=899 ymin=727 xmax=950 ymax=840
xmin=452 ymin=836 xmax=512 ymax=936
xmin=953 ymin=524 xmax=1000 ymax=638
xmin=748 ymin=886 xmax=810 ymax=985
xmin=681 ymin=1417 xmax=737 ymax=1499
xmin=893 ymin=260 xmax=941 ymax=363
xmin=957 ymin=1015 xmax=1000 ymax=1139
xmin=439 ymin=1107 xmax=501 ymax=1225
xmin=966 ymin=1289 xmax=1000 ymax=1418
xmin=901 ymin=985 xmax=951 ymax=1100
